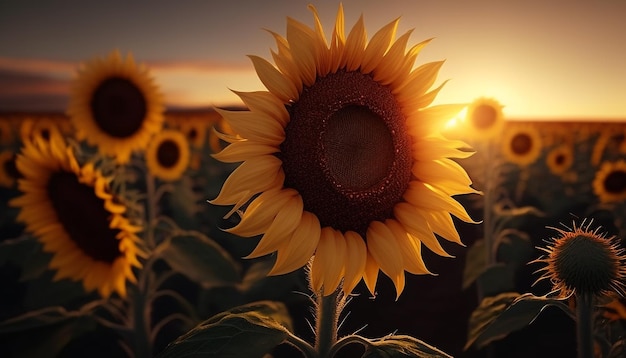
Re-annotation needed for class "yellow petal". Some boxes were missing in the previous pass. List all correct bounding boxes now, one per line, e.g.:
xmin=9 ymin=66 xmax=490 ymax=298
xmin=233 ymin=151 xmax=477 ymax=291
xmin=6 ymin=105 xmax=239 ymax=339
xmin=227 ymin=188 xmax=297 ymax=237
xmin=386 ymin=219 xmax=431 ymax=275
xmin=269 ymin=211 xmax=321 ymax=276
xmin=245 ymin=194 xmax=304 ymax=259
xmin=232 ymin=90 xmax=290 ymax=127
xmin=210 ymin=156 xmax=283 ymax=206
xmin=286 ymin=17 xmax=318 ymax=86
xmin=423 ymin=210 xmax=464 ymax=245
xmin=394 ymin=202 xmax=452 ymax=257
xmin=361 ymin=17 xmax=399 ymax=74
xmin=248 ymin=55 xmax=298 ymax=102
xmin=403 ymin=181 xmax=476 ymax=223
xmin=342 ymin=231 xmax=367 ymax=296
xmin=366 ymin=221 xmax=406 ymax=299
xmin=215 ymin=108 xmax=284 ymax=145
xmin=363 ymin=251 xmax=379 ymax=297
xmin=311 ymin=227 xmax=346 ymax=295
xmin=342 ymin=15 xmax=366 ymax=71
xmin=212 ymin=140 xmax=279 ymax=163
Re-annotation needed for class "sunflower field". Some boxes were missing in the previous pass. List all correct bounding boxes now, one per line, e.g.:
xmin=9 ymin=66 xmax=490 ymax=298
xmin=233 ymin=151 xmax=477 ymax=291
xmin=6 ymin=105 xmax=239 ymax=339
xmin=1 ymin=5 xmax=626 ymax=358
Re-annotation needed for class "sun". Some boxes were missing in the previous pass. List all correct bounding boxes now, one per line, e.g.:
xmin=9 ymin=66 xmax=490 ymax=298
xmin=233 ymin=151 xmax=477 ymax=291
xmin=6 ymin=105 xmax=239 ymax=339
xmin=210 ymin=4 xmax=477 ymax=298
xmin=67 ymin=50 xmax=164 ymax=164
xmin=10 ymin=135 xmax=144 ymax=298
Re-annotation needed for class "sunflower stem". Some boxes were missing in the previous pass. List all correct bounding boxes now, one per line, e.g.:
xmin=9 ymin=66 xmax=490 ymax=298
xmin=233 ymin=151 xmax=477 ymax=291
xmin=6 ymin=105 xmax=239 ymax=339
xmin=576 ymin=292 xmax=594 ymax=358
xmin=314 ymin=289 xmax=340 ymax=358
xmin=131 ymin=285 xmax=152 ymax=358
xmin=145 ymin=172 xmax=157 ymax=249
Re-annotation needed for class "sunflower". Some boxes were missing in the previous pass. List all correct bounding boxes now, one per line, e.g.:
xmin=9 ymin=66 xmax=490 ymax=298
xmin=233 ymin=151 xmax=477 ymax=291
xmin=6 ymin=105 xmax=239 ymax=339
xmin=500 ymin=123 xmax=543 ymax=166
xmin=546 ymin=144 xmax=574 ymax=176
xmin=593 ymin=160 xmax=626 ymax=204
xmin=534 ymin=219 xmax=626 ymax=298
xmin=210 ymin=5 xmax=477 ymax=298
xmin=10 ymin=135 xmax=144 ymax=298
xmin=145 ymin=129 xmax=190 ymax=181
xmin=463 ymin=97 xmax=505 ymax=140
xmin=19 ymin=117 xmax=64 ymax=144
xmin=0 ymin=150 xmax=20 ymax=188
xmin=67 ymin=50 xmax=164 ymax=164
xmin=174 ymin=115 xmax=208 ymax=150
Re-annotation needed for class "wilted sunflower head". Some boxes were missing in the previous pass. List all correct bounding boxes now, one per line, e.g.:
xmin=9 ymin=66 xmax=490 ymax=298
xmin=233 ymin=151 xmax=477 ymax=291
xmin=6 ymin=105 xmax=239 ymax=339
xmin=210 ymin=5 xmax=478 ymax=298
xmin=145 ymin=128 xmax=191 ymax=181
xmin=464 ymin=97 xmax=505 ymax=140
xmin=593 ymin=160 xmax=626 ymax=204
xmin=501 ymin=123 xmax=542 ymax=166
xmin=67 ymin=50 xmax=164 ymax=164
xmin=10 ymin=135 xmax=145 ymax=298
xmin=534 ymin=219 xmax=626 ymax=298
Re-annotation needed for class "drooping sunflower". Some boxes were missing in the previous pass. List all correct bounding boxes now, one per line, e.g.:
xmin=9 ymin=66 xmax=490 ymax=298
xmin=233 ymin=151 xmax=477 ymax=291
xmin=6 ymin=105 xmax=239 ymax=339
xmin=500 ymin=123 xmax=543 ymax=166
xmin=463 ymin=97 xmax=505 ymax=140
xmin=145 ymin=129 xmax=190 ymax=181
xmin=593 ymin=160 xmax=626 ymax=204
xmin=546 ymin=143 xmax=574 ymax=176
xmin=211 ymin=5 xmax=477 ymax=298
xmin=533 ymin=219 xmax=626 ymax=298
xmin=10 ymin=135 xmax=144 ymax=298
xmin=67 ymin=50 xmax=164 ymax=164
xmin=0 ymin=150 xmax=20 ymax=188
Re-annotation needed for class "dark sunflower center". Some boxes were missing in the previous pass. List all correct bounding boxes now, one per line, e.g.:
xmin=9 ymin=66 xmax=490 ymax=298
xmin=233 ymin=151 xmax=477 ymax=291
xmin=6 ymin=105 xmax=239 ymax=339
xmin=555 ymin=153 xmax=566 ymax=166
xmin=604 ymin=170 xmax=626 ymax=194
xmin=323 ymin=105 xmax=394 ymax=190
xmin=281 ymin=70 xmax=412 ymax=235
xmin=188 ymin=128 xmax=198 ymax=141
xmin=90 ymin=77 xmax=147 ymax=138
xmin=156 ymin=139 xmax=180 ymax=168
xmin=510 ymin=133 xmax=532 ymax=155
xmin=471 ymin=104 xmax=497 ymax=129
xmin=554 ymin=234 xmax=616 ymax=294
xmin=47 ymin=171 xmax=122 ymax=263
xmin=40 ymin=128 xmax=50 ymax=141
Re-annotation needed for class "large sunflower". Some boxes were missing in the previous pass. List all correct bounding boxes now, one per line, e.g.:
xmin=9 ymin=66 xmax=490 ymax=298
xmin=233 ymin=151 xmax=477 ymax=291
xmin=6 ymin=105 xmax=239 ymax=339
xmin=463 ymin=97 xmax=505 ymax=140
xmin=67 ymin=50 xmax=164 ymax=164
xmin=593 ymin=160 xmax=626 ymax=204
xmin=10 ymin=135 xmax=144 ymax=298
xmin=500 ymin=123 xmax=543 ymax=166
xmin=145 ymin=129 xmax=191 ymax=181
xmin=211 ymin=5 xmax=477 ymax=298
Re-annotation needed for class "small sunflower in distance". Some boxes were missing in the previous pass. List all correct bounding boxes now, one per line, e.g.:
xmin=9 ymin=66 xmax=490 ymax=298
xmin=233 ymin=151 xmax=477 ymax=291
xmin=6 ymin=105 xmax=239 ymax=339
xmin=211 ymin=5 xmax=478 ymax=298
xmin=546 ymin=143 xmax=574 ymax=176
xmin=593 ymin=160 xmax=626 ymax=204
xmin=68 ymin=50 xmax=164 ymax=164
xmin=10 ymin=135 xmax=144 ymax=298
xmin=534 ymin=219 xmax=626 ymax=298
xmin=145 ymin=129 xmax=190 ymax=181
xmin=464 ymin=97 xmax=505 ymax=140
xmin=501 ymin=123 xmax=543 ymax=166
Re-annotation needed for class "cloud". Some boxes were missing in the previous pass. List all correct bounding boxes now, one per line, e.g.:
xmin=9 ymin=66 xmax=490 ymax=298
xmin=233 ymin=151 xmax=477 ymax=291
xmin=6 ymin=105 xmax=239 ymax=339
xmin=0 ymin=56 xmax=258 ymax=112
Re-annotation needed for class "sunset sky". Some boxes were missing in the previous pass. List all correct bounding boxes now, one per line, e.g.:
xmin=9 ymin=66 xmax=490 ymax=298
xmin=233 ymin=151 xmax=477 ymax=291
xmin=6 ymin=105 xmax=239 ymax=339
xmin=0 ymin=0 xmax=624 ymax=120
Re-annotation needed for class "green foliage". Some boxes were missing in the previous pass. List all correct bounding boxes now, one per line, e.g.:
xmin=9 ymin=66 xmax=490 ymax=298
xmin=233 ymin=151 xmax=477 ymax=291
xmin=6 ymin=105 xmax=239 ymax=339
xmin=158 ymin=301 xmax=292 ymax=358
xmin=465 ymin=292 xmax=572 ymax=350
xmin=155 ymin=231 xmax=241 ymax=289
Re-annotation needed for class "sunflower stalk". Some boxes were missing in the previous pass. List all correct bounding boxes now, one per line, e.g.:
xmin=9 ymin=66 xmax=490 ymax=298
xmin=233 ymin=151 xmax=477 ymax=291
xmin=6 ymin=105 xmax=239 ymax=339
xmin=314 ymin=289 xmax=341 ymax=358
xmin=576 ymin=292 xmax=594 ymax=358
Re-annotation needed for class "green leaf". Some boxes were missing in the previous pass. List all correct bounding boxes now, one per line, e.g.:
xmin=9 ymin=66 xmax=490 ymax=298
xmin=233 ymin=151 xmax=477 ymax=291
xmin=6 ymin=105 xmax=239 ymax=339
xmin=494 ymin=229 xmax=534 ymax=267
xmin=462 ymin=239 xmax=487 ymax=290
xmin=363 ymin=335 xmax=452 ymax=358
xmin=155 ymin=231 xmax=241 ymax=288
xmin=465 ymin=292 xmax=572 ymax=350
xmin=475 ymin=263 xmax=516 ymax=297
xmin=158 ymin=301 xmax=292 ymax=358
